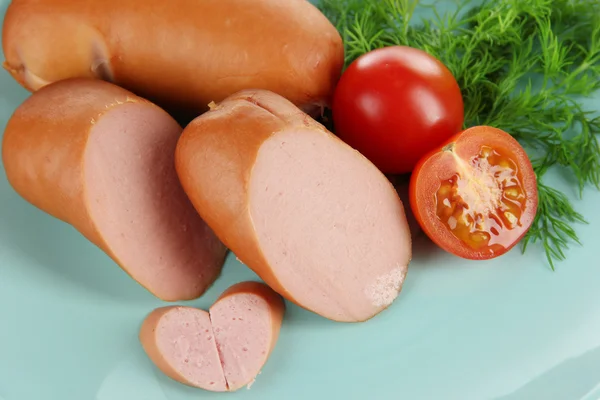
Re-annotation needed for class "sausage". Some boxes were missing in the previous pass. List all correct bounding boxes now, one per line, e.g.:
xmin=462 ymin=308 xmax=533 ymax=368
xmin=139 ymin=281 xmax=285 ymax=392
xmin=1 ymin=78 xmax=227 ymax=301
xmin=138 ymin=306 xmax=228 ymax=392
xmin=175 ymin=89 xmax=413 ymax=323
xmin=1 ymin=0 xmax=344 ymax=116
xmin=209 ymin=281 xmax=285 ymax=391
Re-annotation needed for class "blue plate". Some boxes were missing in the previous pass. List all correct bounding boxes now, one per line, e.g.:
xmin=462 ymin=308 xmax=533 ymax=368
xmin=1 ymin=1 xmax=600 ymax=399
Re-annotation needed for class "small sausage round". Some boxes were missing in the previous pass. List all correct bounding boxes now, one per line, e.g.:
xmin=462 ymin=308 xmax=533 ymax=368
xmin=139 ymin=281 xmax=285 ymax=392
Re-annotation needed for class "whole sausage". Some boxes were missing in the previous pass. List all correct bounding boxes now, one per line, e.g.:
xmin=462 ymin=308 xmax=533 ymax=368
xmin=1 ymin=0 xmax=344 ymax=116
xmin=139 ymin=281 xmax=285 ymax=392
xmin=1 ymin=78 xmax=227 ymax=301
xmin=175 ymin=89 xmax=413 ymax=323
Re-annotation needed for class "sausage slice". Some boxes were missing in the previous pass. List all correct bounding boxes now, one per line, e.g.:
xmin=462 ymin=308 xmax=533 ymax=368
xmin=139 ymin=282 xmax=285 ymax=392
xmin=2 ymin=78 xmax=227 ymax=301
xmin=209 ymin=281 xmax=285 ymax=391
xmin=139 ymin=306 xmax=228 ymax=391
xmin=175 ymin=90 xmax=413 ymax=322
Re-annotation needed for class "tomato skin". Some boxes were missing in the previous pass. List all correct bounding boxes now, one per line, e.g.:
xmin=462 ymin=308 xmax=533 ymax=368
xmin=409 ymin=126 xmax=538 ymax=260
xmin=332 ymin=46 xmax=464 ymax=174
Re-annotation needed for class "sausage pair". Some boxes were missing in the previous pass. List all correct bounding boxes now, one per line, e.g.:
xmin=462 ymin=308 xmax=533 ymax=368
xmin=3 ymin=78 xmax=412 ymax=319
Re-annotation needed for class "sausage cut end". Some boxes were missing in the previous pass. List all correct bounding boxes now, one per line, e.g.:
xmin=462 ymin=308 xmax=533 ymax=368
xmin=209 ymin=291 xmax=280 ymax=391
xmin=151 ymin=307 xmax=228 ymax=391
xmin=84 ymin=102 xmax=225 ymax=301
xmin=249 ymin=128 xmax=411 ymax=322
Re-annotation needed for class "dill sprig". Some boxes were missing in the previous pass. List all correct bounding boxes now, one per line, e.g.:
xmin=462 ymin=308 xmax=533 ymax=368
xmin=319 ymin=0 xmax=600 ymax=269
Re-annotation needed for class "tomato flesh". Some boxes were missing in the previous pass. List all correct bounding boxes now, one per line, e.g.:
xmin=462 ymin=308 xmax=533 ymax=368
xmin=410 ymin=126 xmax=538 ymax=260
xmin=435 ymin=145 xmax=528 ymax=254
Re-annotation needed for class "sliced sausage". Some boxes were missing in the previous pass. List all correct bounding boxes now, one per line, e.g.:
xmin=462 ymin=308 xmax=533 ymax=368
xmin=175 ymin=89 xmax=413 ymax=323
xmin=1 ymin=78 xmax=227 ymax=301
xmin=2 ymin=0 xmax=344 ymax=115
xmin=139 ymin=281 xmax=285 ymax=392
xmin=209 ymin=281 xmax=285 ymax=391
xmin=139 ymin=306 xmax=228 ymax=392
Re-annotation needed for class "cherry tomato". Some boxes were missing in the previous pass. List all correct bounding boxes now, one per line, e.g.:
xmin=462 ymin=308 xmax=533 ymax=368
xmin=409 ymin=126 xmax=538 ymax=260
xmin=332 ymin=46 xmax=464 ymax=174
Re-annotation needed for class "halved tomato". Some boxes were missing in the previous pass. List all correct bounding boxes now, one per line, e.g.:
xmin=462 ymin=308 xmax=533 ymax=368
xmin=409 ymin=126 xmax=538 ymax=260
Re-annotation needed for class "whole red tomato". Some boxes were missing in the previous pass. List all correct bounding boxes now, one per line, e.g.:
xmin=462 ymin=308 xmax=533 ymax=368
xmin=332 ymin=46 xmax=465 ymax=174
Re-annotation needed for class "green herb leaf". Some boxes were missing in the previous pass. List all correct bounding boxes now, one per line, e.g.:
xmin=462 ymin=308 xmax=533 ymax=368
xmin=319 ymin=0 xmax=600 ymax=268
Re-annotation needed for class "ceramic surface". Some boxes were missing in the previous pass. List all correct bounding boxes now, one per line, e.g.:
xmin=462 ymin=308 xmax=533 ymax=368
xmin=1 ymin=1 xmax=599 ymax=399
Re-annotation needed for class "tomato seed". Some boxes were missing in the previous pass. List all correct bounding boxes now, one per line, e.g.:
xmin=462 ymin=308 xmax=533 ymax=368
xmin=439 ymin=184 xmax=452 ymax=196
xmin=444 ymin=203 xmax=457 ymax=218
xmin=509 ymin=203 xmax=524 ymax=221
xmin=503 ymin=211 xmax=518 ymax=226
xmin=497 ymin=159 xmax=507 ymax=168
xmin=471 ymin=232 xmax=490 ymax=243
xmin=504 ymin=187 xmax=521 ymax=199
xmin=464 ymin=211 xmax=476 ymax=226
xmin=481 ymin=146 xmax=493 ymax=158
xmin=448 ymin=216 xmax=458 ymax=230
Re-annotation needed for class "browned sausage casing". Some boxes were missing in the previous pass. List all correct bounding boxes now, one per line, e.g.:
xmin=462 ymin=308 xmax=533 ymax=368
xmin=2 ymin=0 xmax=344 ymax=115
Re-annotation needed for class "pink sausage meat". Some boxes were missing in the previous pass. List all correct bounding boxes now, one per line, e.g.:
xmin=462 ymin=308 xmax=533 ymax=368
xmin=139 ymin=282 xmax=285 ymax=392
xmin=140 ymin=307 xmax=228 ymax=391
